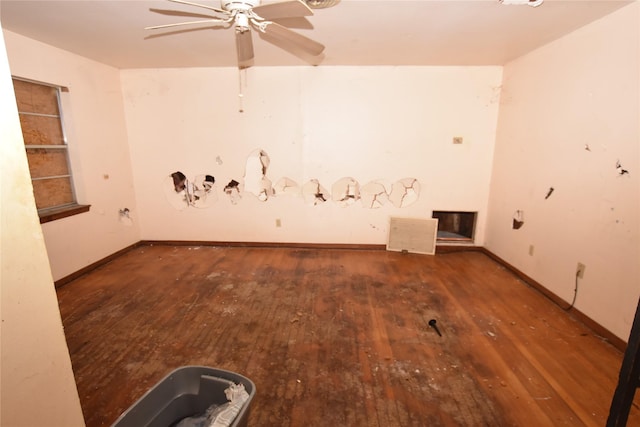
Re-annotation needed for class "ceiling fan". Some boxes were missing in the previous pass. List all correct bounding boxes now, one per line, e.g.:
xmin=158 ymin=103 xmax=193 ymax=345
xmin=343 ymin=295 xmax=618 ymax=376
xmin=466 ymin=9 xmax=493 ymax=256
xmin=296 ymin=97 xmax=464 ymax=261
xmin=146 ymin=0 xmax=326 ymax=69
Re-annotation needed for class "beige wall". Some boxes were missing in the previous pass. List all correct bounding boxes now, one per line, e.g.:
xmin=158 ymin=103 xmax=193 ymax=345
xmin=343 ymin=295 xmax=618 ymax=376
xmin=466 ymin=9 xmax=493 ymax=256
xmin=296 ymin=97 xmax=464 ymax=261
xmin=121 ymin=66 xmax=502 ymax=244
xmin=486 ymin=3 xmax=640 ymax=341
xmin=0 ymin=30 xmax=85 ymax=426
xmin=3 ymin=30 xmax=141 ymax=281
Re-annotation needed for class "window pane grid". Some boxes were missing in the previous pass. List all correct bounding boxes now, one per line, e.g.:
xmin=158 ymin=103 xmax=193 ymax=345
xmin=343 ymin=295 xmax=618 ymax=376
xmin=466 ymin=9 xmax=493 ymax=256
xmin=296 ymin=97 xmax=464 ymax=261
xmin=13 ymin=77 xmax=78 ymax=212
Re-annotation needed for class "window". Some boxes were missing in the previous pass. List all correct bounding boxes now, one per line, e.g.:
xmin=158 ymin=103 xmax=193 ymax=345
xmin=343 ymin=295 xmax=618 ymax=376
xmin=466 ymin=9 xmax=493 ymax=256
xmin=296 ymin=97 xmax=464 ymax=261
xmin=12 ymin=77 xmax=89 ymax=223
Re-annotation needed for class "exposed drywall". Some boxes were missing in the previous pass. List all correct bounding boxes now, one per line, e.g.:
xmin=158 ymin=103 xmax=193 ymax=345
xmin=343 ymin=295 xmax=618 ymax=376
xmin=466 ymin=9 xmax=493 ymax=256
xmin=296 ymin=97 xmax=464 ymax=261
xmin=486 ymin=3 xmax=640 ymax=341
xmin=3 ymin=30 xmax=141 ymax=281
xmin=121 ymin=66 xmax=502 ymax=244
xmin=0 ymin=30 xmax=85 ymax=427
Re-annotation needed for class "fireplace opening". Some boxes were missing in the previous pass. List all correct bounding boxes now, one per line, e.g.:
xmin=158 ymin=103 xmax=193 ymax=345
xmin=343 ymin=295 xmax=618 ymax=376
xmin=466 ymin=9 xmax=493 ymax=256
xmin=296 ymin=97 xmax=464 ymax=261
xmin=432 ymin=211 xmax=476 ymax=243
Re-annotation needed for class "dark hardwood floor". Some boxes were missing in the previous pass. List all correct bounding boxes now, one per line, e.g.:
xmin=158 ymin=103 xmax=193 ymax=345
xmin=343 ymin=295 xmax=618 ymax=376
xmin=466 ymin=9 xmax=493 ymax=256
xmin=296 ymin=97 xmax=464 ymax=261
xmin=56 ymin=245 xmax=639 ymax=426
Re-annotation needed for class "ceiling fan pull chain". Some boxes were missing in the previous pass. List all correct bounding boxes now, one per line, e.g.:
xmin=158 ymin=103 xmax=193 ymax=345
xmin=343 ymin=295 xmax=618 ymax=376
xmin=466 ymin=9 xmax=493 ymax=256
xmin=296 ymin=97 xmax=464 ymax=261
xmin=238 ymin=68 xmax=245 ymax=113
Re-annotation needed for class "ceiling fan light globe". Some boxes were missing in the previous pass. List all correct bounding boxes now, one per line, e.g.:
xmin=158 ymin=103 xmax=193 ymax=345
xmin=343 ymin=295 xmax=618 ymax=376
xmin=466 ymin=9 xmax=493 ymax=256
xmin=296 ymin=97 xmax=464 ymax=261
xmin=235 ymin=12 xmax=251 ymax=30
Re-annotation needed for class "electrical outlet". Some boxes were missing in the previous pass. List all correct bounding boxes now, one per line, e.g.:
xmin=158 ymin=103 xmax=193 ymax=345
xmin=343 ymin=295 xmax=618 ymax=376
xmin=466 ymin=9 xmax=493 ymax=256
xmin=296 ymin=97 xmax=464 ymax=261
xmin=275 ymin=218 xmax=282 ymax=228
xmin=576 ymin=262 xmax=586 ymax=279
xmin=453 ymin=136 xmax=463 ymax=144
xmin=528 ymin=245 xmax=534 ymax=256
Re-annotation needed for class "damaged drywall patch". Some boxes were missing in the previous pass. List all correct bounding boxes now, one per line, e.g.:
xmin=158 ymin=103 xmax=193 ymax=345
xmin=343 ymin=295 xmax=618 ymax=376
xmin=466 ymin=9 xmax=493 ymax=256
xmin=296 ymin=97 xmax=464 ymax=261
xmin=191 ymin=174 xmax=217 ymax=208
xmin=302 ymin=179 xmax=329 ymax=206
xmin=360 ymin=181 xmax=388 ymax=209
xmin=332 ymin=177 xmax=360 ymax=207
xmin=389 ymin=178 xmax=420 ymax=208
xmin=243 ymin=149 xmax=273 ymax=201
xmin=274 ymin=177 xmax=300 ymax=197
xmin=160 ymin=150 xmax=421 ymax=211
xmin=164 ymin=171 xmax=217 ymax=210
xmin=119 ymin=208 xmax=133 ymax=226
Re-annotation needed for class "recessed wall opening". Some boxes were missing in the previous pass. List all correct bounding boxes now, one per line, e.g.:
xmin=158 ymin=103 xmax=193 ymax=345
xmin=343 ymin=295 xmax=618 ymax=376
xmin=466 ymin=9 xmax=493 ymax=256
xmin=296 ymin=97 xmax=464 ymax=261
xmin=432 ymin=211 xmax=477 ymax=243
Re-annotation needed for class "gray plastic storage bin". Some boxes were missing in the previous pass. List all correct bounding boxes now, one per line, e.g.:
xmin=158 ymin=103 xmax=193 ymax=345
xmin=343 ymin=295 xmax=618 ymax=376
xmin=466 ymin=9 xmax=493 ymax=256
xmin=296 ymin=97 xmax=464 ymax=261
xmin=111 ymin=366 xmax=256 ymax=427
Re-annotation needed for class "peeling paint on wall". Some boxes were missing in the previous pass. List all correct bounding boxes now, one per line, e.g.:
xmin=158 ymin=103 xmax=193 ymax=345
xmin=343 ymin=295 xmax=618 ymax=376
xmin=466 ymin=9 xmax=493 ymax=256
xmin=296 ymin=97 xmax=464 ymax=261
xmin=302 ymin=179 xmax=329 ymax=206
xmin=332 ymin=177 xmax=360 ymax=207
xmin=389 ymin=178 xmax=420 ymax=208
xmin=360 ymin=181 xmax=388 ymax=209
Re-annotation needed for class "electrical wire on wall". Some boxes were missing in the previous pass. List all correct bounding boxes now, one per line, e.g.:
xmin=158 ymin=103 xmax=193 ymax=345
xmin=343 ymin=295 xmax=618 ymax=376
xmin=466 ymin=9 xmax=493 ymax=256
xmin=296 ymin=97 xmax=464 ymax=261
xmin=565 ymin=271 xmax=580 ymax=311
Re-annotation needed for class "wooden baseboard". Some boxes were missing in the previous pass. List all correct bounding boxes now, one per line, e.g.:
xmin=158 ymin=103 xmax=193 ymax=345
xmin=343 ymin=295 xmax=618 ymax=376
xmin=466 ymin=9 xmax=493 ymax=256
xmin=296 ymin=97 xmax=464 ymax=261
xmin=54 ymin=240 xmax=625 ymax=351
xmin=54 ymin=242 xmax=141 ymax=289
xmin=480 ymin=248 xmax=626 ymax=352
xmin=140 ymin=240 xmax=388 ymax=251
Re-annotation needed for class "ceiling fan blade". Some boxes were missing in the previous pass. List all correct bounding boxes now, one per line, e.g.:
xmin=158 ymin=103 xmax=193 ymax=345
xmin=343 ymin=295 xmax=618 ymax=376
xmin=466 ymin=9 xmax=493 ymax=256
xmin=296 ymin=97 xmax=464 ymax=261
xmin=144 ymin=25 xmax=227 ymax=41
xmin=272 ymin=17 xmax=313 ymax=30
xmin=262 ymin=21 xmax=324 ymax=56
xmin=253 ymin=0 xmax=313 ymax=20
xmin=167 ymin=0 xmax=227 ymax=14
xmin=149 ymin=8 xmax=217 ymax=19
xmin=258 ymin=30 xmax=325 ymax=65
xmin=145 ymin=18 xmax=227 ymax=30
xmin=236 ymin=29 xmax=255 ymax=69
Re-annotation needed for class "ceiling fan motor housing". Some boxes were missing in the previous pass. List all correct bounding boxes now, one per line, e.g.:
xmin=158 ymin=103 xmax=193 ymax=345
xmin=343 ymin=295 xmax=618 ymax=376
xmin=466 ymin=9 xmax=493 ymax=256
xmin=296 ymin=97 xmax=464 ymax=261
xmin=222 ymin=0 xmax=261 ymax=13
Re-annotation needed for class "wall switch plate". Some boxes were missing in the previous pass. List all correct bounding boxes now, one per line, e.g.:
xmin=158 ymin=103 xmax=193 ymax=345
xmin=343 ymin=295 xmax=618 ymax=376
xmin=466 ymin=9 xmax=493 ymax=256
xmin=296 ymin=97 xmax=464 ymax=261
xmin=275 ymin=218 xmax=282 ymax=228
xmin=453 ymin=137 xmax=463 ymax=144
xmin=528 ymin=245 xmax=534 ymax=256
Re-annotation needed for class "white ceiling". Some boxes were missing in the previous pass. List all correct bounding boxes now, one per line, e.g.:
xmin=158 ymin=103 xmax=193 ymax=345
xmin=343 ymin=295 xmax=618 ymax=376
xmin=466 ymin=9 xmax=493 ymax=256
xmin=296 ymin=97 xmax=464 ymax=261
xmin=0 ymin=0 xmax=631 ymax=69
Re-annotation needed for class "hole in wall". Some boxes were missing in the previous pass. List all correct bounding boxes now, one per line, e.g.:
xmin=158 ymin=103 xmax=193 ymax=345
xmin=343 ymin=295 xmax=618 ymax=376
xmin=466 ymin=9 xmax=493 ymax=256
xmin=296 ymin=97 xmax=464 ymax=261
xmin=243 ymin=149 xmax=273 ymax=202
xmin=164 ymin=171 xmax=217 ymax=210
xmin=191 ymin=174 xmax=217 ymax=208
xmin=224 ymin=179 xmax=242 ymax=205
xmin=512 ymin=210 xmax=524 ymax=230
xmin=302 ymin=179 xmax=329 ymax=206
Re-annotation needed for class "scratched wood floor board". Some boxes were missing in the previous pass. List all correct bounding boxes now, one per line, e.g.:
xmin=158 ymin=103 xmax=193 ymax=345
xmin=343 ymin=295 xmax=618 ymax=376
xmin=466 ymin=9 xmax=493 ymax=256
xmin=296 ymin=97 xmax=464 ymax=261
xmin=56 ymin=245 xmax=639 ymax=427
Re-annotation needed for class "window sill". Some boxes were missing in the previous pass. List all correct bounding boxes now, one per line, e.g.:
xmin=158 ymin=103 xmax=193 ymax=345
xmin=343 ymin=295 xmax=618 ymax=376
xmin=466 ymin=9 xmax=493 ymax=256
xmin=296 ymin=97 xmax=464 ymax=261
xmin=39 ymin=204 xmax=91 ymax=224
